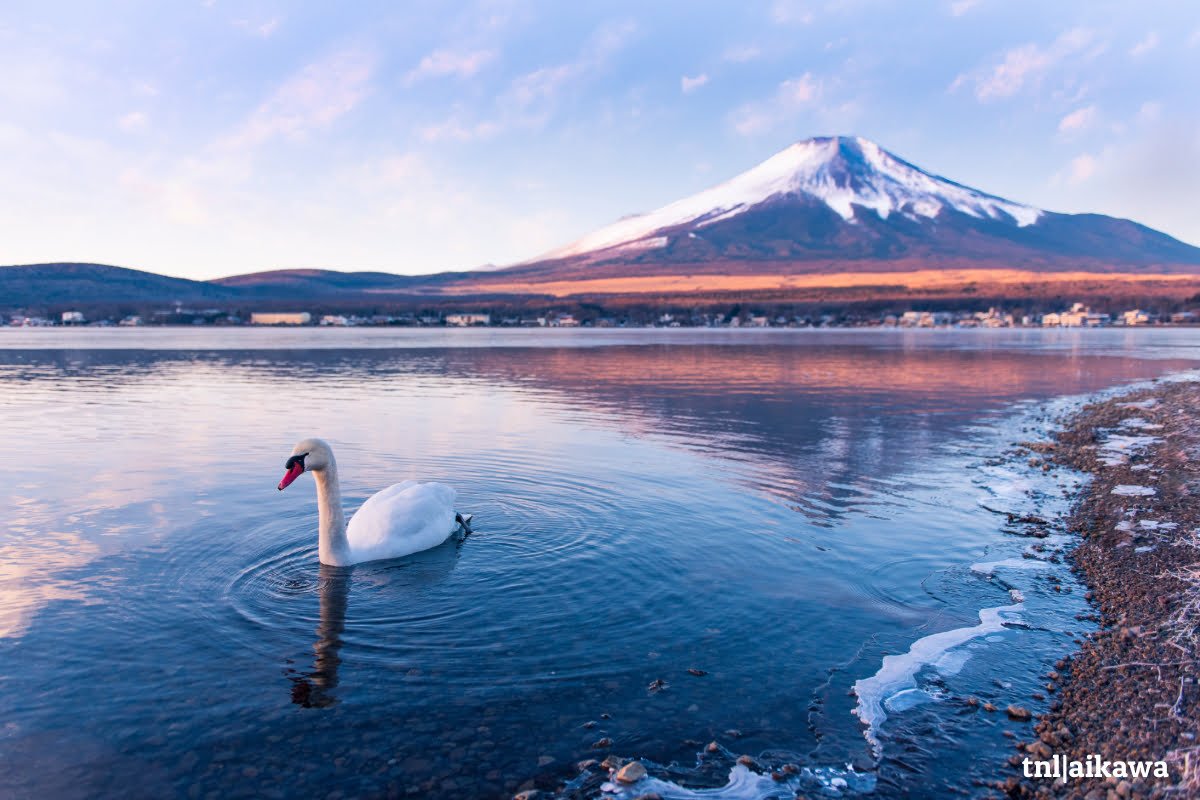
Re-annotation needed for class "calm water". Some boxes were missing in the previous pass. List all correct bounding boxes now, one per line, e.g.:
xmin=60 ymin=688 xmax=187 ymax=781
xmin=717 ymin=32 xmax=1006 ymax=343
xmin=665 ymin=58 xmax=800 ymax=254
xmin=2 ymin=328 xmax=1198 ymax=799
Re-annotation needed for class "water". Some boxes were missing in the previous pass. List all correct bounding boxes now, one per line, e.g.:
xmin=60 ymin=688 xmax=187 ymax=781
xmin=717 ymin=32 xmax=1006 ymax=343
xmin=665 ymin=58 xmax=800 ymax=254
xmin=1 ymin=328 xmax=1198 ymax=799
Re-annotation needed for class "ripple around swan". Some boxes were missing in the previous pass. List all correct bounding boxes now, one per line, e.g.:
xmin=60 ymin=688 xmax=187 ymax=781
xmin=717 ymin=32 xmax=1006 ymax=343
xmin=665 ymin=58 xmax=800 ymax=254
xmin=189 ymin=460 xmax=722 ymax=694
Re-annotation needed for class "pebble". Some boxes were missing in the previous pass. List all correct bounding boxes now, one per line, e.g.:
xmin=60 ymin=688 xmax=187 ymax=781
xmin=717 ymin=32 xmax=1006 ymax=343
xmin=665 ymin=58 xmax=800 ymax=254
xmin=576 ymin=759 xmax=599 ymax=772
xmin=706 ymin=741 xmax=720 ymax=753
xmin=983 ymin=702 xmax=997 ymax=712
xmin=1006 ymin=705 xmax=1032 ymax=721
xmin=592 ymin=737 xmax=613 ymax=749
xmin=601 ymin=755 xmax=627 ymax=771
xmin=615 ymin=761 xmax=647 ymax=784
xmin=687 ymin=668 xmax=708 ymax=676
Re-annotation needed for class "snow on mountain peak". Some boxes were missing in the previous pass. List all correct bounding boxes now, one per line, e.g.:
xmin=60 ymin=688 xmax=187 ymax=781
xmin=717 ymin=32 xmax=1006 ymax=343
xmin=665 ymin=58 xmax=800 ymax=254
xmin=540 ymin=136 xmax=1042 ymax=260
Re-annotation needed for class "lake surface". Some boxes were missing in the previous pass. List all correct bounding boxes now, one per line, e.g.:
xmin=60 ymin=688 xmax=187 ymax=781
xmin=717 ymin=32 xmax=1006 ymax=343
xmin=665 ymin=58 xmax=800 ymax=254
xmin=2 ymin=328 xmax=1198 ymax=799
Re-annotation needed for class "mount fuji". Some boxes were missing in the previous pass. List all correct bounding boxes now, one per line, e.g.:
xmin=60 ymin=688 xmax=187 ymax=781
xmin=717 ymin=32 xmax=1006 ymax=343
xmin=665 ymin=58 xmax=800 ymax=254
xmin=493 ymin=136 xmax=1200 ymax=283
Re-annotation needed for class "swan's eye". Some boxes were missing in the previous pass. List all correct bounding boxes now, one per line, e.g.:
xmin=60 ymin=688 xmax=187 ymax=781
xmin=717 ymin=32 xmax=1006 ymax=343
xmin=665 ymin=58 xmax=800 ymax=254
xmin=285 ymin=453 xmax=307 ymax=470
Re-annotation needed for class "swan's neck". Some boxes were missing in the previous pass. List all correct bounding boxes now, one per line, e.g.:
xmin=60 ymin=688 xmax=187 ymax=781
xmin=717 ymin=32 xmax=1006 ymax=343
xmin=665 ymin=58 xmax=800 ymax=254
xmin=313 ymin=460 xmax=350 ymax=566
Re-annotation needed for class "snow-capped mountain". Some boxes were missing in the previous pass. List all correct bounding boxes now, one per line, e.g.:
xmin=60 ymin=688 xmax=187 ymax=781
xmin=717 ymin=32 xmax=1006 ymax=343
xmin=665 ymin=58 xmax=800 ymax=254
xmin=513 ymin=135 xmax=1200 ymax=276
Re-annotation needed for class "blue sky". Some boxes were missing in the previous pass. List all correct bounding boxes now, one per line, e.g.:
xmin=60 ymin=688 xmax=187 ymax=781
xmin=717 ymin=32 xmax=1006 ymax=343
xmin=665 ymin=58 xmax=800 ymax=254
xmin=1 ymin=0 xmax=1197 ymax=279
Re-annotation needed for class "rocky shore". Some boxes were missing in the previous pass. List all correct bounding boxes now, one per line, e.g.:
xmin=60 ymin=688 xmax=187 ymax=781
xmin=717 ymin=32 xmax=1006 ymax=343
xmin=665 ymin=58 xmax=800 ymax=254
xmin=999 ymin=378 xmax=1200 ymax=799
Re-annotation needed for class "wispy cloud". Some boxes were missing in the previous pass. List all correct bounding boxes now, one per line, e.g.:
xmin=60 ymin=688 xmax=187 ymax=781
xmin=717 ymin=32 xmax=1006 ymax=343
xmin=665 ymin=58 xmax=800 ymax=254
xmin=404 ymin=49 xmax=496 ymax=85
xmin=722 ymin=44 xmax=762 ymax=63
xmin=118 ymin=111 xmax=148 ymax=133
xmin=1129 ymin=32 xmax=1159 ymax=57
xmin=681 ymin=73 xmax=709 ymax=93
xmin=233 ymin=17 xmax=281 ymax=38
xmin=1054 ymin=152 xmax=1097 ymax=185
xmin=1057 ymin=104 xmax=1096 ymax=134
xmin=419 ymin=114 xmax=502 ymax=143
xmin=770 ymin=1 xmax=813 ymax=25
xmin=731 ymin=73 xmax=821 ymax=136
xmin=222 ymin=47 xmax=375 ymax=150
xmin=954 ymin=27 xmax=1099 ymax=101
xmin=950 ymin=0 xmax=980 ymax=16
xmin=417 ymin=19 xmax=638 ymax=142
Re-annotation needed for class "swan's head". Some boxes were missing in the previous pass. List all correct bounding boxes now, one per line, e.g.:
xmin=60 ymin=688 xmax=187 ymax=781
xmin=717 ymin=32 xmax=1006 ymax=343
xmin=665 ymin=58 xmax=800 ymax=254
xmin=278 ymin=438 xmax=335 ymax=490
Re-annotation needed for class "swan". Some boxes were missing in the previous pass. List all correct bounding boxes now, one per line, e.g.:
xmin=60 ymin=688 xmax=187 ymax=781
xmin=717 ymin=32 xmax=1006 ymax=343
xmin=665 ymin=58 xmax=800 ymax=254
xmin=277 ymin=438 xmax=471 ymax=566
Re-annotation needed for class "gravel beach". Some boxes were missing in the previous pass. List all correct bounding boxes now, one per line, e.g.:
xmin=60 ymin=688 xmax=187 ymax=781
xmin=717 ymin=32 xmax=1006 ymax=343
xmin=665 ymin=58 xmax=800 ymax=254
xmin=999 ymin=378 xmax=1200 ymax=799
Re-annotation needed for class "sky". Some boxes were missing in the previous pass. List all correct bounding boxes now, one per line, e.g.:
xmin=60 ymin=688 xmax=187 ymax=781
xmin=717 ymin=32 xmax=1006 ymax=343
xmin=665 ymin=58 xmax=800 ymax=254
xmin=1 ymin=0 xmax=1197 ymax=280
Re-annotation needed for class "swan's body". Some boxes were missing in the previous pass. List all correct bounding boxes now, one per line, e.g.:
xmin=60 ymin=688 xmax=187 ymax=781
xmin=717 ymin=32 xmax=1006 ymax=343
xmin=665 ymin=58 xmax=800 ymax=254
xmin=278 ymin=438 xmax=466 ymax=566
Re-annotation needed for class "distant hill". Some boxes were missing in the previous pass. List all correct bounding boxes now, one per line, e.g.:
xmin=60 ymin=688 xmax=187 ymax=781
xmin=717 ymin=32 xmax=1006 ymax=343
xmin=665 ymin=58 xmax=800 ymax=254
xmin=0 ymin=264 xmax=468 ymax=310
xmin=210 ymin=268 xmax=455 ymax=297
xmin=0 ymin=263 xmax=240 ymax=307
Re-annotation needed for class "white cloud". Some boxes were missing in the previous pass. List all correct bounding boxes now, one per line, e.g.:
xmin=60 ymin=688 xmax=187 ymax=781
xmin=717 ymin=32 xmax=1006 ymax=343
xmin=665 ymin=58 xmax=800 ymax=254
xmin=722 ymin=44 xmax=761 ymax=63
xmin=731 ymin=73 xmax=821 ymax=136
xmin=419 ymin=115 xmax=502 ymax=143
xmin=233 ymin=17 xmax=281 ymax=38
xmin=950 ymin=0 xmax=980 ymax=16
xmin=222 ymin=47 xmax=375 ymax=150
xmin=1057 ymin=153 xmax=1097 ymax=185
xmin=956 ymin=27 xmax=1099 ymax=101
xmin=416 ymin=19 xmax=638 ymax=141
xmin=780 ymin=74 xmax=819 ymax=103
xmin=1057 ymin=105 xmax=1096 ymax=134
xmin=681 ymin=73 xmax=709 ymax=94
xmin=404 ymin=49 xmax=496 ymax=85
xmin=1135 ymin=101 xmax=1162 ymax=125
xmin=508 ymin=63 xmax=575 ymax=108
xmin=1129 ymin=32 xmax=1159 ymax=57
xmin=119 ymin=168 xmax=210 ymax=225
xmin=770 ymin=1 xmax=813 ymax=25
xmin=118 ymin=111 xmax=148 ymax=132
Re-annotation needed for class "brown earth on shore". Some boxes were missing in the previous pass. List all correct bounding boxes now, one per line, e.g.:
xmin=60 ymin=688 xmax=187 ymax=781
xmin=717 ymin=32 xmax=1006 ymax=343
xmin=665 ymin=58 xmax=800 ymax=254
xmin=997 ymin=379 xmax=1200 ymax=799
xmin=443 ymin=269 xmax=1200 ymax=300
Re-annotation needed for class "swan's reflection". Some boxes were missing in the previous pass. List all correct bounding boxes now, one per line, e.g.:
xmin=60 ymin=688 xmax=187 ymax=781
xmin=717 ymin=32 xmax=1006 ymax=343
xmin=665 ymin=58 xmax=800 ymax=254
xmin=291 ymin=564 xmax=350 ymax=708
xmin=289 ymin=533 xmax=467 ymax=708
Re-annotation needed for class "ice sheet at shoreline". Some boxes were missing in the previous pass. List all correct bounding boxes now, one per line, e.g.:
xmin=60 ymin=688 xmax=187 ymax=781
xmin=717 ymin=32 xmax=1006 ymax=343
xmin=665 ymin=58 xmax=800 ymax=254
xmin=852 ymin=603 xmax=1025 ymax=755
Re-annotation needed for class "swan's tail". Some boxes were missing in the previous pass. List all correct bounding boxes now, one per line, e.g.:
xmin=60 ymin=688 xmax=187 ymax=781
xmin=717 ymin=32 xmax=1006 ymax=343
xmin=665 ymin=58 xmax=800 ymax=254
xmin=455 ymin=512 xmax=473 ymax=534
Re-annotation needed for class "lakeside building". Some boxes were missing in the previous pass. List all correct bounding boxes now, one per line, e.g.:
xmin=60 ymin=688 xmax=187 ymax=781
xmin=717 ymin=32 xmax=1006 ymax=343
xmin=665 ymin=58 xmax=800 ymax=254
xmin=1042 ymin=303 xmax=1109 ymax=327
xmin=1121 ymin=309 xmax=1153 ymax=326
xmin=250 ymin=312 xmax=311 ymax=325
xmin=445 ymin=313 xmax=491 ymax=327
xmin=61 ymin=311 xmax=85 ymax=324
xmin=899 ymin=311 xmax=954 ymax=327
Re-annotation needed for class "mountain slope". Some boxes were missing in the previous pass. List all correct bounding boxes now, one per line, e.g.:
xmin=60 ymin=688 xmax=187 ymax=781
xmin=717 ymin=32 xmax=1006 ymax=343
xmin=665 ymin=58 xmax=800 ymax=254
xmin=503 ymin=136 xmax=1200 ymax=279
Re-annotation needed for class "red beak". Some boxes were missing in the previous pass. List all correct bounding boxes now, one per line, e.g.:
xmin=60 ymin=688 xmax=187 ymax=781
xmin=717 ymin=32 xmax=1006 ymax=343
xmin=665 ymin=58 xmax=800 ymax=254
xmin=278 ymin=461 xmax=304 ymax=490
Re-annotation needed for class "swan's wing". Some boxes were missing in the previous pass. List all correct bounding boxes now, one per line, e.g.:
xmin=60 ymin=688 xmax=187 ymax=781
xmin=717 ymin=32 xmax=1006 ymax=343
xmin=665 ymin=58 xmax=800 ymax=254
xmin=346 ymin=482 xmax=458 ymax=561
